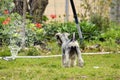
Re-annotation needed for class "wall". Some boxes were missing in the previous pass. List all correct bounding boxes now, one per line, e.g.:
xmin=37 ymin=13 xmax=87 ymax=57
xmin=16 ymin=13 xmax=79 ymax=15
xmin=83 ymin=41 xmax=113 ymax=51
xmin=110 ymin=0 xmax=120 ymax=23
xmin=44 ymin=0 xmax=81 ymax=22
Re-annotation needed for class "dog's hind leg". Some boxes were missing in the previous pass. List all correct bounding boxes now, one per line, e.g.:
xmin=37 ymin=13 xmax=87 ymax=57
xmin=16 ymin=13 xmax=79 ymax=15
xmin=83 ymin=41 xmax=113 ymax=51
xmin=70 ymin=55 xmax=76 ymax=67
xmin=64 ymin=50 xmax=70 ymax=67
xmin=76 ymin=47 xmax=84 ymax=67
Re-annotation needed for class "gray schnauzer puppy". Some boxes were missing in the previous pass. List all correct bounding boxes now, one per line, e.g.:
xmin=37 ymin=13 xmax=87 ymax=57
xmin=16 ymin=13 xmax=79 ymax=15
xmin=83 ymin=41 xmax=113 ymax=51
xmin=55 ymin=32 xmax=84 ymax=67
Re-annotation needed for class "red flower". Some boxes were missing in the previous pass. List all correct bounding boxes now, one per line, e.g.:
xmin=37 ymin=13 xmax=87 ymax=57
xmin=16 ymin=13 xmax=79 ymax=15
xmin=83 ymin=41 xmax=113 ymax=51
xmin=4 ymin=10 xmax=9 ymax=14
xmin=50 ymin=14 xmax=56 ymax=19
xmin=2 ymin=17 xmax=11 ymax=25
xmin=2 ymin=20 xmax=9 ymax=25
xmin=35 ymin=23 xmax=42 ymax=28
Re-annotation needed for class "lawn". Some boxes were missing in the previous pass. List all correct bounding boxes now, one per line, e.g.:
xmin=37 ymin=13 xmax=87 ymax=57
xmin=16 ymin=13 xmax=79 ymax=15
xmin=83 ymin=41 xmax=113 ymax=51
xmin=0 ymin=54 xmax=120 ymax=80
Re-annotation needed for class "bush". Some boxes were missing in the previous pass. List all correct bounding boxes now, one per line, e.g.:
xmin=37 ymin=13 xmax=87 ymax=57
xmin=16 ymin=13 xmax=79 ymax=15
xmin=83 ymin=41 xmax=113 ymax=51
xmin=39 ymin=22 xmax=77 ymax=41
xmin=58 ymin=22 xmax=76 ymax=33
xmin=26 ymin=47 xmax=40 ymax=56
xmin=0 ymin=46 xmax=11 ymax=56
xmin=43 ymin=22 xmax=60 ymax=40
xmin=99 ymin=23 xmax=120 ymax=40
xmin=90 ymin=14 xmax=110 ymax=32
xmin=43 ymin=21 xmax=100 ymax=41
xmin=80 ymin=21 xmax=99 ymax=40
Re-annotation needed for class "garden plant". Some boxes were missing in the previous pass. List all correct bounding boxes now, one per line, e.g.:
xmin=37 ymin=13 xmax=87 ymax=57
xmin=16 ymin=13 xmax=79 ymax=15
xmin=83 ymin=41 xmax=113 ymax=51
xmin=0 ymin=0 xmax=120 ymax=80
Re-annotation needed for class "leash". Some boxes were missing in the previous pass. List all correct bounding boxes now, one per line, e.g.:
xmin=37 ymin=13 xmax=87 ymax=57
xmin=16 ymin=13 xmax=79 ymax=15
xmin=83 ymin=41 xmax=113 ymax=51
xmin=70 ymin=0 xmax=84 ymax=45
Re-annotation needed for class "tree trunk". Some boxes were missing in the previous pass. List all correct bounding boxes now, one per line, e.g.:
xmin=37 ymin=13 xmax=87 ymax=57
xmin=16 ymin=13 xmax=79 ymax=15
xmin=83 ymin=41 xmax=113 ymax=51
xmin=12 ymin=0 xmax=25 ymax=15
xmin=31 ymin=0 xmax=48 ymax=22
xmin=21 ymin=0 xmax=26 ymax=49
xmin=12 ymin=0 xmax=48 ymax=22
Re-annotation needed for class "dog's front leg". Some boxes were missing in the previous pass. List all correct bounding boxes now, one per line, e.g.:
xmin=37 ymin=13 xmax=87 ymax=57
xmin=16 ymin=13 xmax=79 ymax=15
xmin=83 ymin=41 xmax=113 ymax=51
xmin=62 ymin=48 xmax=66 ymax=66
xmin=62 ymin=53 xmax=66 ymax=66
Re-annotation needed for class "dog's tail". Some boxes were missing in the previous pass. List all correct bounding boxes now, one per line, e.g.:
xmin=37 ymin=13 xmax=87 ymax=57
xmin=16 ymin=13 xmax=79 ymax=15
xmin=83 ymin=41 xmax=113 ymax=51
xmin=68 ymin=32 xmax=79 ymax=49
xmin=72 ymin=32 xmax=76 ymax=41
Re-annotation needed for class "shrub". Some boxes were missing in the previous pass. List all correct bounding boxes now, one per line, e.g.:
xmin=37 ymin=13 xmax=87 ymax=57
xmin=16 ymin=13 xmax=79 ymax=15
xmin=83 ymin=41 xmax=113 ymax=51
xmin=43 ymin=21 xmax=100 ymax=41
xmin=0 ymin=13 xmax=23 ymax=46
xmin=90 ymin=14 xmax=110 ymax=32
xmin=99 ymin=24 xmax=120 ymax=40
xmin=80 ymin=21 xmax=99 ymax=40
xmin=26 ymin=47 xmax=40 ymax=56
xmin=0 ymin=46 xmax=11 ymax=56
xmin=58 ymin=22 xmax=76 ymax=33
xmin=43 ymin=22 xmax=60 ymax=40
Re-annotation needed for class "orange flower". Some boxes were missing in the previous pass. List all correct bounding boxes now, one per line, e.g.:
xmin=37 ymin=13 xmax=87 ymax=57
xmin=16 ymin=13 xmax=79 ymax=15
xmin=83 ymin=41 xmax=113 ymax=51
xmin=50 ymin=14 xmax=56 ymax=19
xmin=4 ymin=10 xmax=9 ymax=14
xmin=2 ymin=17 xmax=11 ymax=25
xmin=2 ymin=20 xmax=9 ymax=25
xmin=35 ymin=23 xmax=42 ymax=28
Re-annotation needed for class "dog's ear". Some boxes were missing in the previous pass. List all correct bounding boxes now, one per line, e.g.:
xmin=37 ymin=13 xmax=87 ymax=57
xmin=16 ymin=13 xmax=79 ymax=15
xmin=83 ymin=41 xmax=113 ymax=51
xmin=55 ymin=33 xmax=62 ymax=46
xmin=55 ymin=33 xmax=62 ymax=40
xmin=64 ymin=33 xmax=70 ymax=37
xmin=55 ymin=33 xmax=61 ymax=37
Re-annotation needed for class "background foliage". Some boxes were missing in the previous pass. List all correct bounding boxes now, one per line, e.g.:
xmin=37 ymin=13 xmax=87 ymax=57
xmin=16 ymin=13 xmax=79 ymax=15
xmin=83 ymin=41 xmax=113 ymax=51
xmin=0 ymin=0 xmax=120 ymax=56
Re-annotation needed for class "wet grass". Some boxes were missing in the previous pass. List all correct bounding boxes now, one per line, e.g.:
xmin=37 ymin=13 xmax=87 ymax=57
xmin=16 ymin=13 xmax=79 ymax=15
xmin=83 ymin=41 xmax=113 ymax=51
xmin=0 ymin=54 xmax=120 ymax=80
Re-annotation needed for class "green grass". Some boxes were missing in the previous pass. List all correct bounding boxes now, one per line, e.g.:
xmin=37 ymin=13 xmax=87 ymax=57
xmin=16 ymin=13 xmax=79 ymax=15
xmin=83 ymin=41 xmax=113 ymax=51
xmin=0 ymin=54 xmax=120 ymax=80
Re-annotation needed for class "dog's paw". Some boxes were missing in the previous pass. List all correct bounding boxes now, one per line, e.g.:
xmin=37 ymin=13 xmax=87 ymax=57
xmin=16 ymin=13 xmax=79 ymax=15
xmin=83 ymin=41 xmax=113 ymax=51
xmin=78 ymin=63 xmax=84 ymax=67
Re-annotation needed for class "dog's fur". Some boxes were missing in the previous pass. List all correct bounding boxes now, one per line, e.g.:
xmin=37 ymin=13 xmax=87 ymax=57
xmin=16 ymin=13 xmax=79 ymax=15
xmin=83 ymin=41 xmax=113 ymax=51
xmin=55 ymin=32 xmax=84 ymax=67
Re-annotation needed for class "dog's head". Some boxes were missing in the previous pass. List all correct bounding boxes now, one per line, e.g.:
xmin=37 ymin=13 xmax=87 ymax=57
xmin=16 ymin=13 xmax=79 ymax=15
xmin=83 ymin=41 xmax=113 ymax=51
xmin=55 ymin=32 xmax=70 ymax=46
